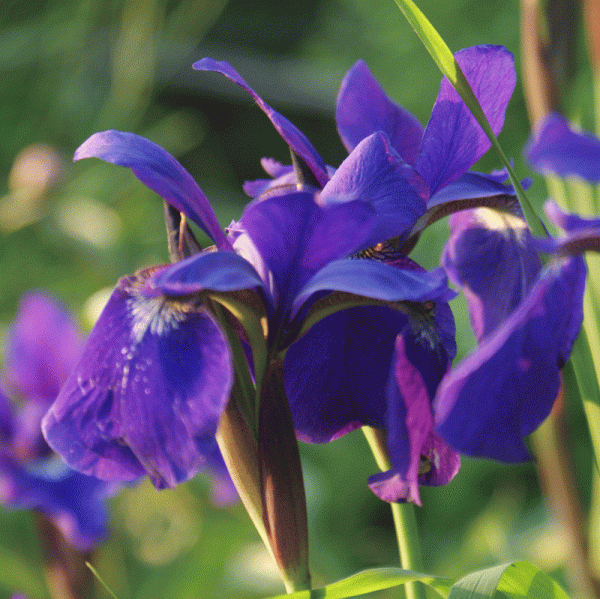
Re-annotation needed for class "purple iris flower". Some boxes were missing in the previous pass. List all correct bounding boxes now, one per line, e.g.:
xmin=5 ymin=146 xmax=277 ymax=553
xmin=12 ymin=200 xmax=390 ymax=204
xmin=0 ymin=292 xmax=115 ymax=550
xmin=40 ymin=117 xmax=458 ymax=504
xmin=194 ymin=45 xmax=520 ymax=251
xmin=435 ymin=200 xmax=586 ymax=461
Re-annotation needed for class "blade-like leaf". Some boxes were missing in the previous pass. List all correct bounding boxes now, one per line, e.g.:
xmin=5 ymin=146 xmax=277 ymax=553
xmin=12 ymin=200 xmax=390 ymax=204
xmin=447 ymin=561 xmax=570 ymax=599
xmin=262 ymin=567 xmax=453 ymax=599
xmin=392 ymin=0 xmax=545 ymax=238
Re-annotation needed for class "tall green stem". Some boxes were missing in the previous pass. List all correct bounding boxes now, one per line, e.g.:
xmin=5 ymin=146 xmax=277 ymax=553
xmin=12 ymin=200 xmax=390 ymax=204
xmin=363 ymin=427 xmax=426 ymax=599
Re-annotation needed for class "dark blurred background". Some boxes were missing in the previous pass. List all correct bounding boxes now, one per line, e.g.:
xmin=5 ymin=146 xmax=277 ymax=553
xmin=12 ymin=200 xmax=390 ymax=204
xmin=0 ymin=1 xmax=594 ymax=597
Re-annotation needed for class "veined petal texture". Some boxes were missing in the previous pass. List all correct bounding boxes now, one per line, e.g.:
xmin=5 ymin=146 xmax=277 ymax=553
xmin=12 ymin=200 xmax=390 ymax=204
xmin=415 ymin=45 xmax=516 ymax=195
xmin=42 ymin=270 xmax=233 ymax=489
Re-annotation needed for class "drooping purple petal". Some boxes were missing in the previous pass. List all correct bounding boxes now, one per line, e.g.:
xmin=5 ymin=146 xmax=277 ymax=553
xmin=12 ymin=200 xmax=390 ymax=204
xmin=239 ymin=191 xmax=375 ymax=306
xmin=4 ymin=292 xmax=83 ymax=405
xmin=335 ymin=60 xmax=424 ymax=164
xmin=320 ymin=132 xmax=427 ymax=246
xmin=368 ymin=335 xmax=460 ymax=505
xmin=193 ymin=58 xmax=329 ymax=188
xmin=435 ymin=256 xmax=586 ymax=461
xmin=145 ymin=249 xmax=265 ymax=297
xmin=74 ymin=131 xmax=231 ymax=250
xmin=286 ymin=306 xmax=407 ymax=442
xmin=293 ymin=261 xmax=455 ymax=318
xmin=526 ymin=113 xmax=600 ymax=183
xmin=414 ymin=46 xmax=516 ymax=195
xmin=442 ymin=208 xmax=542 ymax=341
xmin=42 ymin=270 xmax=233 ymax=489
xmin=0 ymin=453 xmax=114 ymax=550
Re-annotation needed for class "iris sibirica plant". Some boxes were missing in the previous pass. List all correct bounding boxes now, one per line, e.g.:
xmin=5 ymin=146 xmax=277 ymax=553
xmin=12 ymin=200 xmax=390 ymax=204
xmin=34 ymin=27 xmax=593 ymax=594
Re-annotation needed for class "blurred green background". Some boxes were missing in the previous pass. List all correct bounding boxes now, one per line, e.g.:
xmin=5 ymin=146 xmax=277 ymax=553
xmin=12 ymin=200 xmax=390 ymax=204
xmin=0 ymin=1 xmax=596 ymax=597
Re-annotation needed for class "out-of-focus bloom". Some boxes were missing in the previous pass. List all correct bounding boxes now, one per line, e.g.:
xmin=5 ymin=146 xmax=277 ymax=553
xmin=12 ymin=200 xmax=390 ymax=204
xmin=0 ymin=292 xmax=113 ymax=550
xmin=526 ymin=113 xmax=600 ymax=183
xmin=194 ymin=45 xmax=521 ymax=252
xmin=41 ymin=127 xmax=457 ymax=505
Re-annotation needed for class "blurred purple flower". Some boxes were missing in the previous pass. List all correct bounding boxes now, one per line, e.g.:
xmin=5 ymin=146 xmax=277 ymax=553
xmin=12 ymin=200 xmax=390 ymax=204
xmin=526 ymin=113 xmax=600 ymax=183
xmin=40 ymin=125 xmax=457 ymax=504
xmin=0 ymin=292 xmax=114 ymax=550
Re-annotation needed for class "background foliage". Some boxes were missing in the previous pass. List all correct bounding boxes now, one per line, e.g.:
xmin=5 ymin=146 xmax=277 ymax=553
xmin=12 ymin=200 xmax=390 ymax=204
xmin=0 ymin=1 xmax=594 ymax=597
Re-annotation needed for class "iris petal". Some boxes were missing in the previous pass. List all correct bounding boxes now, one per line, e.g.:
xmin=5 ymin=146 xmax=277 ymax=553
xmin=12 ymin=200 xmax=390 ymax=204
xmin=526 ymin=113 xmax=600 ymax=183
xmin=435 ymin=256 xmax=586 ymax=461
xmin=320 ymin=132 xmax=427 ymax=246
xmin=4 ymin=292 xmax=83 ymax=405
xmin=74 ymin=130 xmax=231 ymax=250
xmin=335 ymin=60 xmax=424 ymax=164
xmin=415 ymin=45 xmax=516 ymax=195
xmin=193 ymin=58 xmax=329 ymax=188
xmin=42 ymin=271 xmax=233 ymax=489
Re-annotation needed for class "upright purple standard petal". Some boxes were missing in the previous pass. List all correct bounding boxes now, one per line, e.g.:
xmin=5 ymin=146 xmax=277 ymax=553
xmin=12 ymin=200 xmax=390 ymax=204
xmin=320 ymin=132 xmax=427 ymax=246
xmin=435 ymin=256 xmax=586 ymax=461
xmin=526 ymin=113 xmax=600 ymax=183
xmin=193 ymin=58 xmax=329 ymax=187
xmin=415 ymin=46 xmax=516 ymax=195
xmin=42 ymin=269 xmax=233 ymax=489
xmin=74 ymin=131 xmax=231 ymax=250
xmin=4 ymin=292 xmax=83 ymax=405
xmin=335 ymin=60 xmax=424 ymax=164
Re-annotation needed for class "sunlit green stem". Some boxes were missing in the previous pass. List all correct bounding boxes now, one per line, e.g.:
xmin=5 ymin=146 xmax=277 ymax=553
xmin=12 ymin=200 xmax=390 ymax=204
xmin=210 ymin=301 xmax=258 ymax=437
xmin=363 ymin=427 xmax=425 ymax=599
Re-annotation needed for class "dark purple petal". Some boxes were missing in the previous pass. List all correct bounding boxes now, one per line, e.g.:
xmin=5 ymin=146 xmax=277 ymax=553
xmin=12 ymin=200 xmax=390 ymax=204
xmin=368 ymin=335 xmax=460 ymax=505
xmin=74 ymin=131 xmax=231 ymax=250
xmin=442 ymin=208 xmax=542 ymax=341
xmin=240 ymin=191 xmax=375 ymax=306
xmin=4 ymin=292 xmax=83 ymax=405
xmin=335 ymin=60 xmax=424 ymax=164
xmin=42 ymin=271 xmax=233 ymax=489
xmin=414 ymin=46 xmax=516 ymax=195
xmin=193 ymin=58 xmax=329 ymax=188
xmin=146 ymin=249 xmax=265 ymax=297
xmin=320 ymin=132 xmax=427 ymax=246
xmin=0 ymin=453 xmax=115 ymax=550
xmin=293 ymin=261 xmax=455 ymax=318
xmin=286 ymin=307 xmax=406 ymax=442
xmin=526 ymin=113 xmax=600 ymax=183
xmin=435 ymin=256 xmax=586 ymax=461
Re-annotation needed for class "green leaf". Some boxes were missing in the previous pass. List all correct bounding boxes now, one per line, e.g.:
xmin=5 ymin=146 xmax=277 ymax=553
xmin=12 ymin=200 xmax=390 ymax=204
xmin=391 ymin=0 xmax=546 ymax=239
xmin=447 ymin=561 xmax=570 ymax=599
xmin=0 ymin=545 xmax=48 ymax=599
xmin=262 ymin=567 xmax=453 ymax=599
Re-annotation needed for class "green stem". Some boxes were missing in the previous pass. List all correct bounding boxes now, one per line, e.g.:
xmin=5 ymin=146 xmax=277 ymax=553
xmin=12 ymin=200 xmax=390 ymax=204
xmin=363 ymin=427 xmax=426 ymax=599
xmin=568 ymin=330 xmax=600 ymax=474
xmin=210 ymin=301 xmax=258 ymax=437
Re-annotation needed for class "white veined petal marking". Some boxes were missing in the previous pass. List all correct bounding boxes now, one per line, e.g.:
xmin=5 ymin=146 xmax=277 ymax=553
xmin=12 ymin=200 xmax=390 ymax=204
xmin=127 ymin=294 xmax=191 ymax=344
